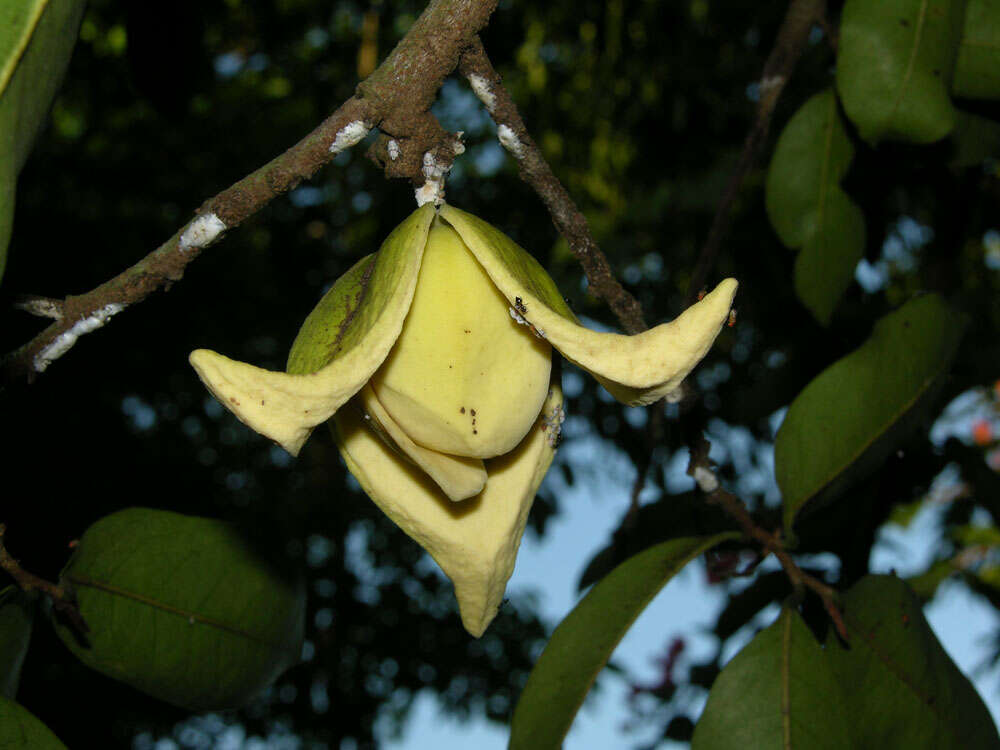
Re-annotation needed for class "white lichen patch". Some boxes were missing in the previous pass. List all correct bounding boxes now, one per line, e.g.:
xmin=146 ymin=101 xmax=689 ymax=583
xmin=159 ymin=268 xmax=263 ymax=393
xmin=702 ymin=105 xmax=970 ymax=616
xmin=467 ymin=74 xmax=496 ymax=113
xmin=497 ymin=124 xmax=523 ymax=158
xmin=759 ymin=75 xmax=785 ymax=94
xmin=328 ymin=120 xmax=369 ymax=154
xmin=540 ymin=404 xmax=566 ymax=447
xmin=693 ymin=465 xmax=719 ymax=494
xmin=387 ymin=139 xmax=400 ymax=160
xmin=414 ymin=151 xmax=449 ymax=207
xmin=34 ymin=303 xmax=125 ymax=372
xmin=179 ymin=213 xmax=226 ymax=252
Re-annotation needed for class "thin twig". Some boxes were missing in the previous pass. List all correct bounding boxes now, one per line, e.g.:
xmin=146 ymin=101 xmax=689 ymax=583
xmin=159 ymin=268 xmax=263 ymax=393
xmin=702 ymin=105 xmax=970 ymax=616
xmin=13 ymin=295 xmax=64 ymax=320
xmin=685 ymin=0 xmax=828 ymax=307
xmin=1 ymin=0 xmax=500 ymax=386
xmin=459 ymin=36 xmax=647 ymax=335
xmin=687 ymin=436 xmax=848 ymax=640
xmin=0 ymin=524 xmax=89 ymax=635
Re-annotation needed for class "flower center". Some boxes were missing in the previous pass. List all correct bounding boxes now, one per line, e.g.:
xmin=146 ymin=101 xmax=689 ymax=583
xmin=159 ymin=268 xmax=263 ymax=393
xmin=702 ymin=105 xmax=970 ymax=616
xmin=370 ymin=219 xmax=551 ymax=459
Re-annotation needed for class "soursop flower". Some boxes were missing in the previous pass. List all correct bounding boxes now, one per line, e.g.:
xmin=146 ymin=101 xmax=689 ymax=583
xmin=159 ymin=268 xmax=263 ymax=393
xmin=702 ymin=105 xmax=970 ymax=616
xmin=189 ymin=204 xmax=737 ymax=636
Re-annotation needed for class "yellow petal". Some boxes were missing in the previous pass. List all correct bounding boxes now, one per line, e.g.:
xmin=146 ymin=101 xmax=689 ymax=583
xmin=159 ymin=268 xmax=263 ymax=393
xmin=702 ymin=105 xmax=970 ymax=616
xmin=188 ymin=204 xmax=435 ymax=455
xmin=439 ymin=204 xmax=738 ymax=406
xmin=333 ymin=380 xmax=564 ymax=637
xmin=370 ymin=220 xmax=551 ymax=458
xmin=357 ymin=384 xmax=487 ymax=502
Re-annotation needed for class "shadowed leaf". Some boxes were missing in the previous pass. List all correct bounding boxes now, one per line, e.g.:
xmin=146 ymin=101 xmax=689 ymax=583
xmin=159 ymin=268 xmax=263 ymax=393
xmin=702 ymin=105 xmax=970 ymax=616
xmin=692 ymin=607 xmax=851 ymax=749
xmin=0 ymin=587 xmax=33 ymax=699
xmin=0 ymin=696 xmax=66 ymax=749
xmin=949 ymin=110 xmax=1000 ymax=166
xmin=53 ymin=508 xmax=305 ymax=711
xmin=826 ymin=575 xmax=1000 ymax=749
xmin=953 ymin=0 xmax=1000 ymax=99
xmin=510 ymin=533 xmax=737 ymax=750
xmin=776 ymin=294 xmax=966 ymax=532
xmin=576 ymin=492 xmax=736 ymax=591
xmin=0 ymin=0 xmax=85 ymax=280
xmin=765 ymin=88 xmax=865 ymax=324
xmin=837 ymin=0 xmax=966 ymax=143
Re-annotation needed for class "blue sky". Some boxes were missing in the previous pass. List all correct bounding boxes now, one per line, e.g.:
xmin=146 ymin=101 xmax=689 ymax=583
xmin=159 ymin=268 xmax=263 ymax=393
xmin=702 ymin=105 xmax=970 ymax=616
xmin=383 ymin=399 xmax=1000 ymax=750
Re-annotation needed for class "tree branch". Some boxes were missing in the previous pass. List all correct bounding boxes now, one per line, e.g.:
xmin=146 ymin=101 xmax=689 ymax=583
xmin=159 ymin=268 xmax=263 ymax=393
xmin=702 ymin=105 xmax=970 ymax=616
xmin=686 ymin=435 xmax=848 ymax=640
xmin=685 ymin=0 xmax=828 ymax=307
xmin=1 ymin=0 xmax=499 ymax=386
xmin=0 ymin=524 xmax=89 ymax=635
xmin=458 ymin=36 xmax=648 ymax=335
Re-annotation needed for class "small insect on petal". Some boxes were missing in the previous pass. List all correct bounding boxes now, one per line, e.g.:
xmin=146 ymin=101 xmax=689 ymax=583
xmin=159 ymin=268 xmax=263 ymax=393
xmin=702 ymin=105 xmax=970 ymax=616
xmin=728 ymin=309 xmax=737 ymax=327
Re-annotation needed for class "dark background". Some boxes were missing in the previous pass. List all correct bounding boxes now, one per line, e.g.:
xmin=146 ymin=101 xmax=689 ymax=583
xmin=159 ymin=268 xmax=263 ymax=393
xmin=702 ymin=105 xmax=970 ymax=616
xmin=3 ymin=0 xmax=999 ymax=747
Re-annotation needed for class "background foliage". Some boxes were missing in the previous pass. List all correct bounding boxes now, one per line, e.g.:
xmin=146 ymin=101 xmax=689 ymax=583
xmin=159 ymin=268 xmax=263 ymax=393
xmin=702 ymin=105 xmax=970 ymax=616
xmin=2 ymin=0 xmax=1000 ymax=747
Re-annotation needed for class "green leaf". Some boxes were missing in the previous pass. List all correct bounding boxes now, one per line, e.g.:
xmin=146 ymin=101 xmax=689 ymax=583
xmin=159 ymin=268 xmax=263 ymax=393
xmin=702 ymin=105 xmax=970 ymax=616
xmin=775 ymin=294 xmax=967 ymax=532
xmin=0 ymin=696 xmax=66 ymax=749
xmin=836 ymin=0 xmax=967 ymax=144
xmin=953 ymin=0 xmax=1000 ymax=99
xmin=0 ymin=587 xmax=34 ymax=699
xmin=509 ymin=533 xmax=737 ymax=750
xmin=691 ymin=607 xmax=852 ymax=749
xmin=826 ymin=575 xmax=1000 ymax=749
xmin=765 ymin=89 xmax=865 ymax=325
xmin=0 ymin=0 xmax=86 ymax=282
xmin=949 ymin=110 xmax=1000 ymax=166
xmin=576 ymin=492 xmax=736 ymax=591
xmin=54 ymin=508 xmax=305 ymax=711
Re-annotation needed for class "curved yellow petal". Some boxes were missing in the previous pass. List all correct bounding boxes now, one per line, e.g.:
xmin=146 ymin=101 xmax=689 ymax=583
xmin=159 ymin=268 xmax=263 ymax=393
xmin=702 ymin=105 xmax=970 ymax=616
xmin=188 ymin=204 xmax=435 ymax=455
xmin=332 ymin=381 xmax=564 ymax=637
xmin=357 ymin=384 xmax=487 ymax=502
xmin=370 ymin=220 xmax=551 ymax=458
xmin=440 ymin=204 xmax=738 ymax=406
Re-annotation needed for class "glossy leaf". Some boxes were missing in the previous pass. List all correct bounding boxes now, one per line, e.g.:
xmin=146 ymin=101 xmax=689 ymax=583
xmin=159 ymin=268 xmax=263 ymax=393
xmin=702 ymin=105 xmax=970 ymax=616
xmin=826 ymin=575 xmax=1000 ymax=748
xmin=54 ymin=508 xmax=305 ymax=711
xmin=692 ymin=607 xmax=851 ymax=749
xmin=0 ymin=696 xmax=66 ymax=749
xmin=837 ymin=0 xmax=966 ymax=144
xmin=953 ymin=0 xmax=1000 ymax=99
xmin=776 ymin=294 xmax=966 ymax=531
xmin=0 ymin=0 xmax=86 ymax=280
xmin=765 ymin=89 xmax=865 ymax=324
xmin=509 ymin=533 xmax=737 ymax=750
xmin=0 ymin=587 xmax=33 ymax=699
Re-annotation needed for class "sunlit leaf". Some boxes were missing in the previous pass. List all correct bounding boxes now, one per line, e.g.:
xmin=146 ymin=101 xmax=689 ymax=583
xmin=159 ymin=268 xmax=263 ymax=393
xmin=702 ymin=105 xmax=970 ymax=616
xmin=53 ymin=508 xmax=305 ymax=711
xmin=0 ymin=0 xmax=86 ymax=281
xmin=837 ymin=0 xmax=966 ymax=144
xmin=509 ymin=533 xmax=737 ymax=750
xmin=0 ymin=587 xmax=33 ymax=699
xmin=776 ymin=294 xmax=967 ymax=532
xmin=953 ymin=0 xmax=1000 ymax=99
xmin=0 ymin=696 xmax=66 ymax=749
xmin=692 ymin=607 xmax=851 ymax=749
xmin=826 ymin=575 xmax=1000 ymax=748
xmin=765 ymin=88 xmax=865 ymax=324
